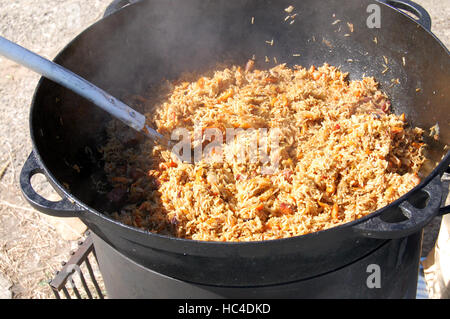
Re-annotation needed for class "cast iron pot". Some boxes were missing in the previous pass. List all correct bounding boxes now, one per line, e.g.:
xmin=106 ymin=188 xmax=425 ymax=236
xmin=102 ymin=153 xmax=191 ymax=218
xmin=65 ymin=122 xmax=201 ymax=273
xmin=20 ymin=0 xmax=449 ymax=287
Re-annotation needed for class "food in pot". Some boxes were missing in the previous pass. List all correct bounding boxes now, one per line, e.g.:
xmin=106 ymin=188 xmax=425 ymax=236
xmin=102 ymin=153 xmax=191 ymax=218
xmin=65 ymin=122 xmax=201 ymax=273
xmin=100 ymin=62 xmax=426 ymax=241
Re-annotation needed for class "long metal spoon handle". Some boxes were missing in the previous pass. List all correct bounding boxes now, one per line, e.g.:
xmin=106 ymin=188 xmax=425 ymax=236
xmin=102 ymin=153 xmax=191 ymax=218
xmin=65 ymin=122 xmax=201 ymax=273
xmin=0 ymin=35 xmax=165 ymax=142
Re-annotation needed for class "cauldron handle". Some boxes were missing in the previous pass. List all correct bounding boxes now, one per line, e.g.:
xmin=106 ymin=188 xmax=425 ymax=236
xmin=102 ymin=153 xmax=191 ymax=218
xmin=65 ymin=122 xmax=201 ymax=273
xmin=378 ymin=0 xmax=432 ymax=31
xmin=103 ymin=0 xmax=142 ymax=17
xmin=20 ymin=152 xmax=81 ymax=217
xmin=353 ymin=174 xmax=443 ymax=239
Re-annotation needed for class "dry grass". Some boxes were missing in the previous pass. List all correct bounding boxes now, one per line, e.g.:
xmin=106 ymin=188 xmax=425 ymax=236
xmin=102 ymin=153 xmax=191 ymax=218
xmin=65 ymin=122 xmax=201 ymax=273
xmin=0 ymin=0 xmax=112 ymax=299
xmin=0 ymin=193 xmax=106 ymax=299
xmin=0 ymin=194 xmax=71 ymax=298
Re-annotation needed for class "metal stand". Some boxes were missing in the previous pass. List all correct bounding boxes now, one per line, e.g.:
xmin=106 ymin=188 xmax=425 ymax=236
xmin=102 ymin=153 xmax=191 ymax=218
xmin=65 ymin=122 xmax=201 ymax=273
xmin=48 ymin=230 xmax=429 ymax=299
xmin=48 ymin=232 xmax=105 ymax=299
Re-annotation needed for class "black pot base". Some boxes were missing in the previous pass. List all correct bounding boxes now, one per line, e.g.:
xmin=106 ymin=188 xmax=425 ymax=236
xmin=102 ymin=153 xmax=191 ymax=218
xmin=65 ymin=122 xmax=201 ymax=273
xmin=93 ymin=231 xmax=422 ymax=299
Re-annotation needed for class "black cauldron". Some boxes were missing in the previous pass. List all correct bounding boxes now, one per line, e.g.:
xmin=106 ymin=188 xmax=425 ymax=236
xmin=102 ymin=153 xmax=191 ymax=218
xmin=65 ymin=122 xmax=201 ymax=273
xmin=20 ymin=0 xmax=449 ymax=297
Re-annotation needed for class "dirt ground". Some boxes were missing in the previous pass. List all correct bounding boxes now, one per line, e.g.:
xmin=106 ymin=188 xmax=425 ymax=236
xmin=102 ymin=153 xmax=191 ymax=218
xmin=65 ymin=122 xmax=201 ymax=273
xmin=0 ymin=0 xmax=112 ymax=299
xmin=0 ymin=0 xmax=448 ymax=299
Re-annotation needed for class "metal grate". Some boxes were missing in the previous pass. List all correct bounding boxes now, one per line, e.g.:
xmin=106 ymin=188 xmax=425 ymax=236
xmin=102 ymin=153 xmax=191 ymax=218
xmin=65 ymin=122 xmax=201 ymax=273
xmin=48 ymin=232 xmax=105 ymax=299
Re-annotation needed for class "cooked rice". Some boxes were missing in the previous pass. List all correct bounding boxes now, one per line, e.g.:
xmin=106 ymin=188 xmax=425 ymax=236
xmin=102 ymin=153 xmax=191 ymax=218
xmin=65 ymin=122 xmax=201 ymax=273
xmin=100 ymin=63 xmax=426 ymax=242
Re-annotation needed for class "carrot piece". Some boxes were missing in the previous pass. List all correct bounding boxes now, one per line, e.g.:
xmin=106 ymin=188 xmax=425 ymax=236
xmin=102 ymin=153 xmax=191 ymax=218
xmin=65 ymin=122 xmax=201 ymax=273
xmin=195 ymin=168 xmax=204 ymax=182
xmin=391 ymin=126 xmax=404 ymax=134
xmin=279 ymin=203 xmax=294 ymax=215
xmin=353 ymin=90 xmax=362 ymax=97
xmin=167 ymin=161 xmax=177 ymax=168
xmin=312 ymin=71 xmax=322 ymax=81
xmin=281 ymin=95 xmax=290 ymax=107
xmin=217 ymin=88 xmax=234 ymax=103
xmin=331 ymin=203 xmax=339 ymax=219
xmin=270 ymin=97 xmax=278 ymax=107
xmin=265 ymin=76 xmax=278 ymax=84
xmin=197 ymin=77 xmax=205 ymax=89
xmin=385 ymin=186 xmax=395 ymax=197
xmin=317 ymin=201 xmax=330 ymax=209
xmin=412 ymin=173 xmax=421 ymax=186
xmin=326 ymin=184 xmax=336 ymax=195
xmin=255 ymin=204 xmax=265 ymax=211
